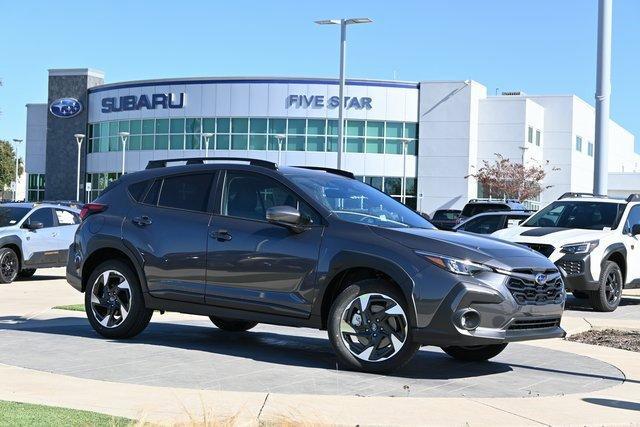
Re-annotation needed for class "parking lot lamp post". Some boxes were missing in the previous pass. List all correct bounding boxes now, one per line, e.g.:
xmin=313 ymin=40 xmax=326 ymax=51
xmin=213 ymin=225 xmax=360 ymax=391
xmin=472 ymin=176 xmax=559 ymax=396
xmin=11 ymin=139 xmax=22 ymax=201
xmin=401 ymin=139 xmax=410 ymax=204
xmin=315 ymin=18 xmax=373 ymax=170
xmin=73 ymin=134 xmax=85 ymax=201
xmin=275 ymin=134 xmax=286 ymax=166
xmin=202 ymin=133 xmax=214 ymax=158
xmin=117 ymin=132 xmax=130 ymax=176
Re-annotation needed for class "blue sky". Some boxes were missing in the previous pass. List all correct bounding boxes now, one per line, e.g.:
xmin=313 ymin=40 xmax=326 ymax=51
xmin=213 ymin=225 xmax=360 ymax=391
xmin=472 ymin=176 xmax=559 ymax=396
xmin=1 ymin=0 xmax=639 ymax=157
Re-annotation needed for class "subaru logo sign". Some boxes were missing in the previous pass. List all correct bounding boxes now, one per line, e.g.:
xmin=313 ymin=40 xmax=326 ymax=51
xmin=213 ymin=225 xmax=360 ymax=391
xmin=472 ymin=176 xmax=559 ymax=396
xmin=50 ymin=98 xmax=83 ymax=118
xmin=534 ymin=274 xmax=547 ymax=285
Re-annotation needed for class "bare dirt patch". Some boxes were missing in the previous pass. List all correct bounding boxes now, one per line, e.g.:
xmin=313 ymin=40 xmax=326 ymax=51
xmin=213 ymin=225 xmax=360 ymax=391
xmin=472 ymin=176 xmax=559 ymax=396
xmin=568 ymin=329 xmax=640 ymax=352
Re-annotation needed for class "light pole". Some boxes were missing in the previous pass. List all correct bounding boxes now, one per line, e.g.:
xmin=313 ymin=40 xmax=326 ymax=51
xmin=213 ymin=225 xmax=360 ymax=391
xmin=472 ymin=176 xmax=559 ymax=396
xmin=73 ymin=134 xmax=85 ymax=202
xmin=11 ymin=139 xmax=22 ymax=201
xmin=117 ymin=132 xmax=130 ymax=175
xmin=202 ymin=133 xmax=214 ymax=157
xmin=594 ymin=0 xmax=612 ymax=196
xmin=401 ymin=139 xmax=410 ymax=204
xmin=274 ymin=134 xmax=286 ymax=166
xmin=315 ymin=17 xmax=372 ymax=170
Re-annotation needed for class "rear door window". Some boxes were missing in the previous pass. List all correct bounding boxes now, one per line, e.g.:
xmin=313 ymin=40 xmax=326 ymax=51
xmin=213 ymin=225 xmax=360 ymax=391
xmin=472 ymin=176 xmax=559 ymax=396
xmin=55 ymin=209 xmax=80 ymax=225
xmin=157 ymin=173 xmax=214 ymax=212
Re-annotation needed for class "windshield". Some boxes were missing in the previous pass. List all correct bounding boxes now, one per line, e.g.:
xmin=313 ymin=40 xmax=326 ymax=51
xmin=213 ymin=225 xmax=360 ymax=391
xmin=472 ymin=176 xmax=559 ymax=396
xmin=288 ymin=173 xmax=434 ymax=229
xmin=0 ymin=207 xmax=31 ymax=227
xmin=523 ymin=201 xmax=625 ymax=230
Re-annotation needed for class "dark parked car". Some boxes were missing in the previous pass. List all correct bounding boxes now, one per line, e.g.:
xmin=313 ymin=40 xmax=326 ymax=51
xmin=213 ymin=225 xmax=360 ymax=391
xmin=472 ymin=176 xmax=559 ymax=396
xmin=67 ymin=158 xmax=565 ymax=373
xmin=430 ymin=209 xmax=461 ymax=230
xmin=457 ymin=199 xmax=526 ymax=225
xmin=454 ymin=211 xmax=532 ymax=235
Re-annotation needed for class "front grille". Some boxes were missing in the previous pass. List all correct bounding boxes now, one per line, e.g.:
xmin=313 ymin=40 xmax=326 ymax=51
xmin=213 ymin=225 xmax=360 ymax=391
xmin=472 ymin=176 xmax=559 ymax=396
xmin=506 ymin=273 xmax=564 ymax=305
xmin=517 ymin=242 xmax=555 ymax=257
xmin=508 ymin=317 xmax=561 ymax=330
xmin=557 ymin=259 xmax=583 ymax=276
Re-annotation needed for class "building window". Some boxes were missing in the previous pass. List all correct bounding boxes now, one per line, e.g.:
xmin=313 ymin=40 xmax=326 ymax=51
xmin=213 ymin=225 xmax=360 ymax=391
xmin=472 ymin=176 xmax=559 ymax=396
xmin=588 ymin=141 xmax=594 ymax=157
xmin=87 ymin=118 xmax=419 ymax=156
xmin=535 ymin=129 xmax=541 ymax=146
xmin=527 ymin=126 xmax=534 ymax=144
xmin=575 ymin=135 xmax=583 ymax=152
xmin=86 ymin=172 xmax=122 ymax=202
xmin=357 ymin=175 xmax=417 ymax=210
xmin=27 ymin=174 xmax=45 ymax=202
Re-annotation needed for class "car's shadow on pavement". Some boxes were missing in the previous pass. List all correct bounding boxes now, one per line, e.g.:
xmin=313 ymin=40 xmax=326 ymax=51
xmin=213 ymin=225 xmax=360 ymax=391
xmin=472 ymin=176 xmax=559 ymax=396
xmin=565 ymin=295 xmax=640 ymax=312
xmin=0 ymin=315 xmax=514 ymax=381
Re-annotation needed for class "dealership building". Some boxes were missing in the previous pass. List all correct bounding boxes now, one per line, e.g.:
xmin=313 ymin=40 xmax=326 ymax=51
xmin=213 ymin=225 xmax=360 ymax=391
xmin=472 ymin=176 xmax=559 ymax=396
xmin=25 ymin=68 xmax=640 ymax=213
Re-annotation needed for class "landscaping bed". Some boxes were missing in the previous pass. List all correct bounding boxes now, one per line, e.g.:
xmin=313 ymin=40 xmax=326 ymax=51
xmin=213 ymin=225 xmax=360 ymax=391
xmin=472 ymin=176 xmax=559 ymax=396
xmin=568 ymin=328 xmax=640 ymax=352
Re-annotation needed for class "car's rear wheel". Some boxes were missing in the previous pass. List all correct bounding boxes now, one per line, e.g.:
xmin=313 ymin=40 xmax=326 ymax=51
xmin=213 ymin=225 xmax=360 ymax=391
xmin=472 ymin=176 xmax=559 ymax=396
xmin=85 ymin=260 xmax=153 ymax=339
xmin=588 ymin=261 xmax=623 ymax=312
xmin=328 ymin=279 xmax=420 ymax=373
xmin=17 ymin=268 xmax=37 ymax=279
xmin=209 ymin=316 xmax=257 ymax=332
xmin=441 ymin=344 xmax=508 ymax=362
xmin=572 ymin=290 xmax=589 ymax=299
xmin=0 ymin=247 xmax=19 ymax=284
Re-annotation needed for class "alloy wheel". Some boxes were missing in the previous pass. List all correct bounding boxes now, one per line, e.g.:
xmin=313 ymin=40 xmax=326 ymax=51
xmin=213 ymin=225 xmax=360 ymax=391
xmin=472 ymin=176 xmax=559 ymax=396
xmin=605 ymin=271 xmax=622 ymax=305
xmin=90 ymin=270 xmax=132 ymax=328
xmin=340 ymin=293 xmax=408 ymax=362
xmin=0 ymin=250 xmax=18 ymax=282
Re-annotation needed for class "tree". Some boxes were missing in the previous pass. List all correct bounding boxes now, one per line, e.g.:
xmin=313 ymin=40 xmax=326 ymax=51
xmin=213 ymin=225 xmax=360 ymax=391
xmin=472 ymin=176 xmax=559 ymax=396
xmin=466 ymin=154 xmax=559 ymax=202
xmin=0 ymin=140 xmax=24 ymax=189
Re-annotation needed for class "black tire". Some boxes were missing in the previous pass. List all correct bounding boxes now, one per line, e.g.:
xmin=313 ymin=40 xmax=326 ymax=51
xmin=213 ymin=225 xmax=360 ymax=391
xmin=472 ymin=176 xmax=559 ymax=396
xmin=17 ymin=269 xmax=37 ymax=279
xmin=85 ymin=260 xmax=153 ymax=339
xmin=572 ymin=290 xmax=589 ymax=299
xmin=0 ymin=247 xmax=19 ymax=284
xmin=327 ymin=279 xmax=420 ymax=374
xmin=209 ymin=316 xmax=258 ymax=332
xmin=441 ymin=344 xmax=508 ymax=362
xmin=588 ymin=261 xmax=623 ymax=312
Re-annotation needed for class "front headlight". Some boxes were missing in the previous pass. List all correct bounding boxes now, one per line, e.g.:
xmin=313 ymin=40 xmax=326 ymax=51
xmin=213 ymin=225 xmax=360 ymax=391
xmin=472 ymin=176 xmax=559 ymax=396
xmin=416 ymin=251 xmax=493 ymax=276
xmin=560 ymin=241 xmax=599 ymax=254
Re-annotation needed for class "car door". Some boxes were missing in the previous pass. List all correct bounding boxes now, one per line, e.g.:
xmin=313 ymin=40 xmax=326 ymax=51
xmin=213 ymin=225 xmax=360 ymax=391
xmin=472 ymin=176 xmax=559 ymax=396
xmin=123 ymin=172 xmax=216 ymax=303
xmin=205 ymin=170 xmax=324 ymax=318
xmin=621 ymin=205 xmax=640 ymax=284
xmin=21 ymin=207 xmax=59 ymax=267
xmin=52 ymin=208 xmax=81 ymax=264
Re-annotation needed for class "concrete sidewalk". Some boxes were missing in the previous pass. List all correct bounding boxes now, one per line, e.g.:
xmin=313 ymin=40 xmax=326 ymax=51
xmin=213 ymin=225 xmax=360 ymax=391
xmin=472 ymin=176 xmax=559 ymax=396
xmin=0 ymin=269 xmax=639 ymax=425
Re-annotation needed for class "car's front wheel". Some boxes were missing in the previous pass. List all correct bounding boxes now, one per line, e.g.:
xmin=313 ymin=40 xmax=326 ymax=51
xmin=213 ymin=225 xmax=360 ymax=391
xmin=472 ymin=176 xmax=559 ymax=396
xmin=328 ymin=279 xmax=420 ymax=373
xmin=0 ymin=247 xmax=19 ymax=284
xmin=441 ymin=344 xmax=508 ymax=362
xmin=85 ymin=260 xmax=153 ymax=339
xmin=588 ymin=261 xmax=623 ymax=312
xmin=209 ymin=316 xmax=257 ymax=332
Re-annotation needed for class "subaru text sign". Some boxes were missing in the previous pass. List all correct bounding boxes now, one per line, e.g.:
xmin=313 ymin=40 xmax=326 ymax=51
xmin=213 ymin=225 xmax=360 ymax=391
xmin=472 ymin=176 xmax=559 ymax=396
xmin=101 ymin=93 xmax=186 ymax=113
xmin=50 ymin=98 xmax=83 ymax=118
xmin=286 ymin=95 xmax=372 ymax=110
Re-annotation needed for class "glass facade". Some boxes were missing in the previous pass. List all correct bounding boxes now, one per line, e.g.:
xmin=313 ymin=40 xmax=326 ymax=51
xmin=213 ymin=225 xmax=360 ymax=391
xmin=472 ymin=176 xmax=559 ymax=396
xmin=354 ymin=175 xmax=418 ymax=210
xmin=88 ymin=117 xmax=418 ymax=156
xmin=27 ymin=174 xmax=46 ymax=202
xmin=86 ymin=172 xmax=122 ymax=201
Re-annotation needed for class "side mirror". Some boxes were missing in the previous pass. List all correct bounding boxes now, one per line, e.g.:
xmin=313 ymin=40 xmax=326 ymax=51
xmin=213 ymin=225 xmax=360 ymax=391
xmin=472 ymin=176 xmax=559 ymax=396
xmin=632 ymin=224 xmax=640 ymax=236
xmin=266 ymin=206 xmax=308 ymax=232
xmin=25 ymin=220 xmax=44 ymax=231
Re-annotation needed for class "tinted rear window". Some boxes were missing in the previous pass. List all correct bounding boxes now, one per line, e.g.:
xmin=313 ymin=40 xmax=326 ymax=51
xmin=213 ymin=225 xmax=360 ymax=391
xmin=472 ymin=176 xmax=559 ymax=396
xmin=143 ymin=180 xmax=162 ymax=205
xmin=128 ymin=181 xmax=151 ymax=202
xmin=461 ymin=203 xmax=509 ymax=217
xmin=157 ymin=174 xmax=213 ymax=212
xmin=433 ymin=210 xmax=459 ymax=221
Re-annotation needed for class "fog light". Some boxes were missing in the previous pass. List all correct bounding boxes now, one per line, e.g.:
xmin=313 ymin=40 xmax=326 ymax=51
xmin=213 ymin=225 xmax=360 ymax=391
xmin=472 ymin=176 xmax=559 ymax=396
xmin=456 ymin=309 xmax=481 ymax=331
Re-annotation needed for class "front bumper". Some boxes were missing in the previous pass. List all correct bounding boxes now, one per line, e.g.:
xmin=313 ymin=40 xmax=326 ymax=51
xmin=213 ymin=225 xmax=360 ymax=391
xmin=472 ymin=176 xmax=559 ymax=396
xmin=555 ymin=253 xmax=600 ymax=292
xmin=412 ymin=280 xmax=565 ymax=347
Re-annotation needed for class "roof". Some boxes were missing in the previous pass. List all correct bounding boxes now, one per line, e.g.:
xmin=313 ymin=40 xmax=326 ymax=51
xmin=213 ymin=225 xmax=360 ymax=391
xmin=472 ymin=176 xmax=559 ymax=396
xmin=557 ymin=197 xmax=626 ymax=204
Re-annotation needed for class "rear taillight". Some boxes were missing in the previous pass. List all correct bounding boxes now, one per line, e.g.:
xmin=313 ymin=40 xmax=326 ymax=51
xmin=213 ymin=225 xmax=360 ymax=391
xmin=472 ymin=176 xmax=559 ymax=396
xmin=80 ymin=203 xmax=107 ymax=220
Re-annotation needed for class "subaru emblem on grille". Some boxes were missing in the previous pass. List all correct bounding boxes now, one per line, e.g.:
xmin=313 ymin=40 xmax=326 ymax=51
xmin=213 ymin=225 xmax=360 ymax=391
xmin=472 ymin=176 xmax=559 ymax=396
xmin=534 ymin=274 xmax=547 ymax=285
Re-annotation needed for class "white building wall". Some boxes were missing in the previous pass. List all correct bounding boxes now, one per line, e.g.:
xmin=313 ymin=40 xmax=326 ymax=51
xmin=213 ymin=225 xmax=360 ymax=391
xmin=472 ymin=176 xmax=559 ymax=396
xmin=418 ymin=80 xmax=486 ymax=214
xmin=25 ymin=103 xmax=47 ymax=174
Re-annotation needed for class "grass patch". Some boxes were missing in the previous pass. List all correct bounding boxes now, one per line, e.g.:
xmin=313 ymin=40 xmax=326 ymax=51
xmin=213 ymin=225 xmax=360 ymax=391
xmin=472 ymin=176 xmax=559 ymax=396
xmin=0 ymin=400 xmax=133 ymax=426
xmin=52 ymin=304 xmax=85 ymax=312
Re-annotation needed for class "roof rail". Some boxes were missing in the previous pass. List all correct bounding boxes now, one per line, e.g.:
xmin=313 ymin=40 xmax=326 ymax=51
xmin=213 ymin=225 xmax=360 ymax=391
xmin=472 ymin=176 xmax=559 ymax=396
xmin=558 ymin=192 xmax=608 ymax=200
xmin=292 ymin=166 xmax=355 ymax=179
xmin=146 ymin=157 xmax=277 ymax=170
xmin=626 ymin=194 xmax=640 ymax=202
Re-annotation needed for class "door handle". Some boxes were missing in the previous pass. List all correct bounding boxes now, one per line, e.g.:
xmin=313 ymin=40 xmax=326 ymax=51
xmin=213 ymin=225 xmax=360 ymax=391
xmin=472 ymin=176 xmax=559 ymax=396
xmin=211 ymin=229 xmax=232 ymax=241
xmin=51 ymin=232 xmax=58 ymax=237
xmin=132 ymin=216 xmax=153 ymax=226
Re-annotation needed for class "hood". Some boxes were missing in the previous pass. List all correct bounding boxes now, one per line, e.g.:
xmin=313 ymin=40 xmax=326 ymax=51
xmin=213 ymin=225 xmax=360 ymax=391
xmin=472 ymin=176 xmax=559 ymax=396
xmin=371 ymin=227 xmax=555 ymax=272
xmin=492 ymin=226 xmax=608 ymax=246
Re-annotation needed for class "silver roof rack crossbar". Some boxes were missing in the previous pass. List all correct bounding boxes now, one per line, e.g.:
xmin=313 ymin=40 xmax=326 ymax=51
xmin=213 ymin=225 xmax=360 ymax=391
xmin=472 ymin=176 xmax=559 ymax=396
xmin=146 ymin=157 xmax=277 ymax=170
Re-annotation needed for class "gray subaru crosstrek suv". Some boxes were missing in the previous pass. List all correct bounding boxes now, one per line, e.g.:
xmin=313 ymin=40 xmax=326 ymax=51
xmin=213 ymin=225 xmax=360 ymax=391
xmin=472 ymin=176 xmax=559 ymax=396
xmin=67 ymin=158 xmax=565 ymax=373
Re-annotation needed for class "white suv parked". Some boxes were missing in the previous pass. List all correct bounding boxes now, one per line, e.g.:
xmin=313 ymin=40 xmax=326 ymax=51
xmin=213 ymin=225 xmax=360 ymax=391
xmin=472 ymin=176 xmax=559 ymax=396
xmin=493 ymin=193 xmax=640 ymax=312
xmin=0 ymin=203 xmax=80 ymax=283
